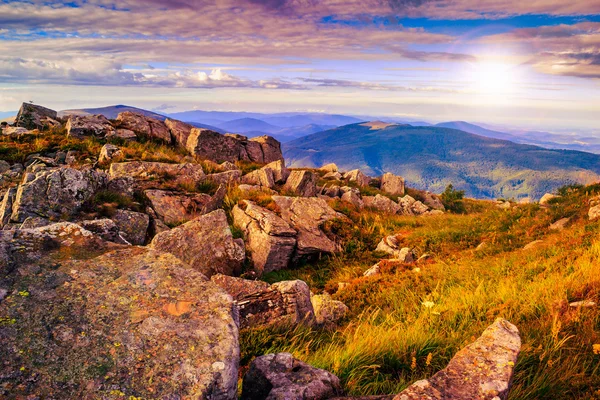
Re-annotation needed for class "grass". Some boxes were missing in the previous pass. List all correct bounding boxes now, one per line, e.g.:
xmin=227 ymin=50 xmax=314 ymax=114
xmin=241 ymin=183 xmax=600 ymax=399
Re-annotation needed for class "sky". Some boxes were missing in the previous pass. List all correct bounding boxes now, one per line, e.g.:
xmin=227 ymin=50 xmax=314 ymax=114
xmin=1 ymin=0 xmax=600 ymax=131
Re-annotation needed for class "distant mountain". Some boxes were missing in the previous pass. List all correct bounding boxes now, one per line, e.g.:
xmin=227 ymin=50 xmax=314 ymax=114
xmin=272 ymin=124 xmax=336 ymax=142
xmin=187 ymin=121 xmax=225 ymax=134
xmin=59 ymin=105 xmax=167 ymax=120
xmin=0 ymin=111 xmax=17 ymax=121
xmin=435 ymin=121 xmax=519 ymax=142
xmin=218 ymin=118 xmax=281 ymax=134
xmin=283 ymin=122 xmax=600 ymax=200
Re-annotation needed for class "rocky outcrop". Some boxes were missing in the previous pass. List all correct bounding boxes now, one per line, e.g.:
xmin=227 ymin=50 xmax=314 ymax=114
xmin=117 ymin=111 xmax=171 ymax=143
xmin=0 ymin=187 xmax=17 ymax=228
xmin=320 ymin=163 xmax=339 ymax=173
xmin=345 ymin=169 xmax=370 ymax=187
xmin=380 ymin=172 xmax=405 ymax=196
xmin=242 ymin=167 xmax=276 ymax=189
xmin=363 ymin=195 xmax=401 ymax=214
xmin=0 ymin=231 xmax=240 ymax=399
xmin=394 ymin=319 xmax=520 ymax=400
xmin=241 ymin=353 xmax=342 ymax=400
xmin=79 ymin=218 xmax=128 ymax=244
xmin=539 ymin=193 xmax=558 ymax=206
xmin=164 ymin=118 xmax=195 ymax=147
xmin=111 ymin=209 xmax=149 ymax=245
xmin=233 ymin=201 xmax=296 ymax=275
xmin=109 ymin=161 xmax=205 ymax=185
xmin=9 ymin=167 xmax=107 ymax=223
xmin=398 ymin=195 xmax=430 ymax=215
xmin=98 ymin=143 xmax=122 ymax=163
xmin=15 ymin=102 xmax=58 ymax=130
xmin=341 ymin=187 xmax=364 ymax=209
xmin=66 ymin=114 xmax=115 ymax=138
xmin=208 ymin=170 xmax=242 ymax=186
xmin=211 ymin=275 xmax=315 ymax=328
xmin=311 ymin=292 xmax=348 ymax=327
xmin=283 ymin=170 xmax=318 ymax=197
xmin=145 ymin=189 xmax=213 ymax=226
xmin=186 ymin=130 xmax=283 ymax=164
xmin=272 ymin=196 xmax=344 ymax=259
xmin=589 ymin=204 xmax=600 ymax=221
xmin=421 ymin=191 xmax=445 ymax=211
xmin=265 ymin=159 xmax=290 ymax=184
xmin=150 ymin=209 xmax=245 ymax=277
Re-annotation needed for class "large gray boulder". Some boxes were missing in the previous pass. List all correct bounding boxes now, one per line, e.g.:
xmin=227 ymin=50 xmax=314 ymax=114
xmin=111 ymin=209 xmax=150 ymax=245
xmin=165 ymin=117 xmax=195 ymax=147
xmin=344 ymin=169 xmax=370 ymax=187
xmin=66 ymin=114 xmax=115 ymax=138
xmin=363 ymin=194 xmax=401 ymax=214
xmin=211 ymin=275 xmax=315 ymax=328
xmin=145 ymin=189 xmax=213 ymax=226
xmin=9 ymin=167 xmax=107 ymax=223
xmin=589 ymin=204 xmax=600 ymax=221
xmin=0 ymin=231 xmax=240 ymax=399
xmin=272 ymin=196 xmax=344 ymax=259
xmin=394 ymin=319 xmax=520 ymax=400
xmin=265 ymin=160 xmax=290 ymax=184
xmin=14 ymin=102 xmax=58 ymax=130
xmin=375 ymin=235 xmax=414 ymax=262
xmin=311 ymin=292 xmax=348 ymax=327
xmin=233 ymin=201 xmax=297 ymax=275
xmin=117 ymin=111 xmax=171 ymax=142
xmin=283 ymin=170 xmax=318 ymax=197
xmin=380 ymin=172 xmax=405 ymax=196
xmin=241 ymin=353 xmax=342 ymax=400
xmin=150 ymin=209 xmax=245 ymax=277
xmin=186 ymin=130 xmax=283 ymax=164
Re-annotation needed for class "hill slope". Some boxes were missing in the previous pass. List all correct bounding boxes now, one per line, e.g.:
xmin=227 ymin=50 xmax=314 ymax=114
xmin=283 ymin=122 xmax=600 ymax=199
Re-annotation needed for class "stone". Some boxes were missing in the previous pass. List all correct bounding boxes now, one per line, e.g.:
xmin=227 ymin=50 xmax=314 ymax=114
xmin=589 ymin=205 xmax=600 ymax=221
xmin=0 ymin=241 xmax=239 ymax=399
xmin=208 ymin=170 xmax=242 ymax=186
xmin=341 ymin=187 xmax=364 ymax=209
xmin=363 ymin=195 xmax=401 ymax=214
xmin=10 ymin=167 xmax=107 ymax=223
xmin=112 ymin=209 xmax=150 ymax=245
xmin=0 ymin=187 xmax=17 ymax=228
xmin=187 ymin=129 xmax=246 ymax=163
xmin=79 ymin=218 xmax=128 ymax=244
xmin=363 ymin=263 xmax=381 ymax=277
xmin=496 ymin=201 xmax=511 ymax=210
xmin=323 ymin=171 xmax=343 ymax=180
xmin=283 ymin=170 xmax=318 ymax=197
xmin=549 ymin=217 xmax=570 ymax=231
xmin=66 ymin=114 xmax=115 ymax=138
xmin=238 ymin=184 xmax=277 ymax=195
xmin=251 ymin=135 xmax=284 ymax=164
xmin=394 ymin=318 xmax=520 ymax=400
xmin=220 ymin=161 xmax=239 ymax=171
xmin=380 ymin=172 xmax=405 ymax=196
xmin=14 ymin=102 xmax=58 ymax=130
xmin=321 ymin=185 xmax=341 ymax=198
xmin=539 ymin=193 xmax=559 ymax=206
xmin=106 ymin=128 xmax=137 ymax=141
xmin=264 ymin=159 xmax=290 ymax=184
xmin=98 ymin=143 xmax=123 ymax=163
xmin=242 ymin=167 xmax=275 ymax=189
xmin=311 ymin=292 xmax=348 ymax=327
xmin=150 ymin=209 xmax=245 ymax=277
xmin=109 ymin=161 xmax=205 ymax=184
xmin=411 ymin=200 xmax=430 ymax=215
xmin=320 ymin=163 xmax=339 ymax=173
xmin=398 ymin=195 xmax=430 ymax=215
xmin=117 ymin=111 xmax=171 ymax=143
xmin=164 ymin=117 xmax=195 ymax=147
xmin=19 ymin=216 xmax=50 ymax=229
xmin=212 ymin=275 xmax=315 ymax=328
xmin=375 ymin=236 xmax=415 ymax=262
xmin=569 ymin=300 xmax=597 ymax=308
xmin=241 ymin=353 xmax=342 ymax=400
xmin=345 ymin=169 xmax=370 ymax=187
xmin=2 ymin=126 xmax=29 ymax=135
xmin=421 ymin=192 xmax=445 ymax=211
xmin=272 ymin=196 xmax=345 ymax=259
xmin=233 ymin=201 xmax=297 ymax=275
xmin=145 ymin=189 xmax=213 ymax=226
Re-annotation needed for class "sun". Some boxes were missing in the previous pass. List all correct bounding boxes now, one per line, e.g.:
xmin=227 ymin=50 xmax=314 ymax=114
xmin=469 ymin=62 xmax=518 ymax=95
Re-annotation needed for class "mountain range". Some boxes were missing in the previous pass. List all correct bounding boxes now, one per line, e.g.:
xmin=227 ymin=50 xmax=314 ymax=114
xmin=283 ymin=121 xmax=600 ymax=200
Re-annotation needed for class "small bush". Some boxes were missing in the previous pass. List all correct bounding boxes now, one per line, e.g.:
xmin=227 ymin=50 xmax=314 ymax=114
xmin=440 ymin=184 xmax=466 ymax=214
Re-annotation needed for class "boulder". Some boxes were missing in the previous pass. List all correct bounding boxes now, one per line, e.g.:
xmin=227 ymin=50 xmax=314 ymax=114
xmin=364 ymin=263 xmax=381 ymax=277
xmin=150 ymin=209 xmax=245 ymax=277
xmin=375 ymin=236 xmax=414 ymax=262
xmin=242 ymin=167 xmax=275 ymax=189
xmin=109 ymin=161 xmax=205 ymax=185
xmin=117 ymin=111 xmax=171 ymax=143
xmin=363 ymin=195 xmax=401 ymax=214
xmin=589 ymin=205 xmax=600 ymax=221
xmin=311 ymin=292 xmax=348 ymax=327
xmin=164 ymin=118 xmax=195 ymax=147
xmin=272 ymin=196 xmax=345 ymax=259
xmin=421 ymin=192 xmax=445 ymax=211
xmin=111 ymin=209 xmax=150 ymax=245
xmin=238 ymin=184 xmax=277 ymax=195
xmin=523 ymin=240 xmax=544 ymax=250
xmin=549 ymin=217 xmax=570 ymax=231
xmin=10 ymin=167 xmax=107 ymax=223
xmin=233 ymin=201 xmax=297 ymax=275
xmin=66 ymin=114 xmax=115 ymax=138
xmin=320 ymin=163 xmax=339 ymax=173
xmin=2 ymin=126 xmax=30 ymax=135
xmin=106 ymin=128 xmax=137 ymax=141
xmin=283 ymin=170 xmax=318 ymax=197
xmin=539 ymin=193 xmax=559 ymax=206
xmin=341 ymin=187 xmax=364 ymax=209
xmin=398 ymin=195 xmax=430 ymax=215
xmin=264 ymin=159 xmax=290 ymax=184
xmin=394 ymin=319 xmax=520 ymax=400
xmin=0 ymin=187 xmax=17 ymax=228
xmin=220 ymin=161 xmax=239 ymax=171
xmin=251 ymin=135 xmax=284 ymax=164
xmin=323 ymin=171 xmax=343 ymax=180
xmin=186 ymin=130 xmax=283 ymax=164
xmin=14 ymin=102 xmax=58 ymax=130
xmin=241 ymin=353 xmax=342 ymax=400
xmin=208 ymin=170 xmax=242 ymax=186
xmin=79 ymin=218 xmax=128 ymax=244
xmin=322 ymin=185 xmax=341 ymax=198
xmin=0 ymin=237 xmax=240 ymax=399
xmin=380 ymin=172 xmax=405 ymax=196
xmin=211 ymin=275 xmax=315 ymax=328
xmin=145 ymin=189 xmax=213 ymax=226
xmin=345 ymin=169 xmax=370 ymax=187
xmin=98 ymin=143 xmax=122 ymax=163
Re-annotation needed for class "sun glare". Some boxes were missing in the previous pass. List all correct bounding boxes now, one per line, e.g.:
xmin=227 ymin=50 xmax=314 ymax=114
xmin=469 ymin=62 xmax=518 ymax=95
